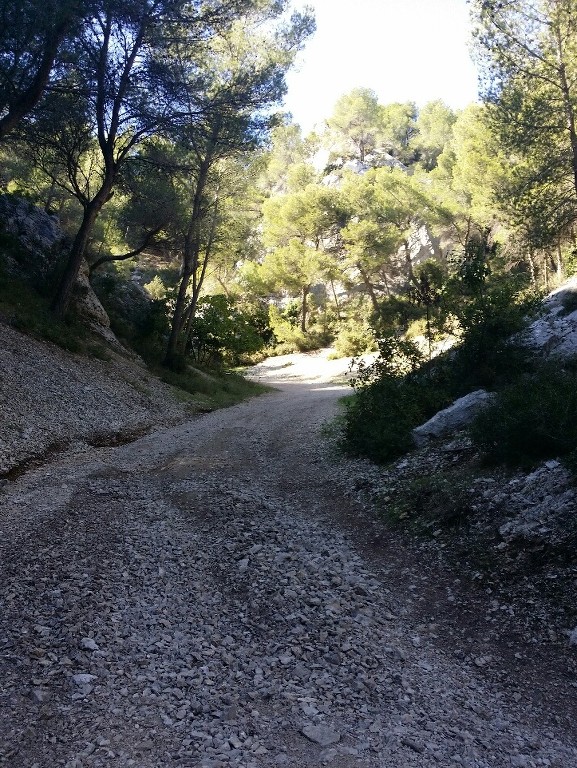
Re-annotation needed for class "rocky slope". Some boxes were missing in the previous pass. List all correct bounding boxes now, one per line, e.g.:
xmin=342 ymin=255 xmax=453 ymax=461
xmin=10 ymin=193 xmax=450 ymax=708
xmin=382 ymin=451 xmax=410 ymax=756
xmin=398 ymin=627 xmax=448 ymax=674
xmin=0 ymin=322 xmax=190 ymax=477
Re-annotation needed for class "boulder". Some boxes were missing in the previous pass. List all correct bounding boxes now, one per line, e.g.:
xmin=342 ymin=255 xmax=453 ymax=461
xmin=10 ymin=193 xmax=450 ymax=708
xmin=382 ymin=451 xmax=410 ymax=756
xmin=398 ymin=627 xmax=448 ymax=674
xmin=93 ymin=272 xmax=152 ymax=329
xmin=301 ymin=724 xmax=341 ymax=747
xmin=74 ymin=262 xmax=112 ymax=330
xmin=412 ymin=389 xmax=495 ymax=447
xmin=74 ymin=264 xmax=137 ymax=355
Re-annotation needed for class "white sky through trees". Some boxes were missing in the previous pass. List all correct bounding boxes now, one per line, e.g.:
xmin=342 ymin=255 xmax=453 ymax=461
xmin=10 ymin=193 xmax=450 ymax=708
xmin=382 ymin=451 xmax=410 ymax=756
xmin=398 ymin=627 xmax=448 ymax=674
xmin=283 ymin=0 xmax=479 ymax=133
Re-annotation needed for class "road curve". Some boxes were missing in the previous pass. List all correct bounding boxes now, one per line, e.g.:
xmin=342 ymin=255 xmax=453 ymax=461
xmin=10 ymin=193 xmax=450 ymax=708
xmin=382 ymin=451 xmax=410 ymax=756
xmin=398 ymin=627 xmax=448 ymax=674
xmin=0 ymin=351 xmax=575 ymax=767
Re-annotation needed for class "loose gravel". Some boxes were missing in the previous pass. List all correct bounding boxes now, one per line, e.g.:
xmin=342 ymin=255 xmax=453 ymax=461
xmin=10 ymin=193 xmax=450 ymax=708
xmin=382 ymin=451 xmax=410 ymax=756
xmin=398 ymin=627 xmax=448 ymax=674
xmin=0 ymin=323 xmax=189 ymax=476
xmin=0 ymin=348 xmax=576 ymax=767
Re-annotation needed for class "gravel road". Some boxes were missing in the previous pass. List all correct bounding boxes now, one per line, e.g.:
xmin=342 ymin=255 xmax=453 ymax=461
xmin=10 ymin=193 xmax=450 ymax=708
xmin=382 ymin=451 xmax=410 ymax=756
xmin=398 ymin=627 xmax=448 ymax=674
xmin=1 ymin=350 xmax=576 ymax=768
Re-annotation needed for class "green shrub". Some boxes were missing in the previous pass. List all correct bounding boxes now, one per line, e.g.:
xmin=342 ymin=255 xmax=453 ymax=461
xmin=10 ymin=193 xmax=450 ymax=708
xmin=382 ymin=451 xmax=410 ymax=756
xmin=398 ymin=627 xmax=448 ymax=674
xmin=450 ymin=336 xmax=531 ymax=391
xmin=269 ymin=304 xmax=316 ymax=352
xmin=143 ymin=274 xmax=168 ymax=301
xmin=405 ymin=316 xmax=430 ymax=339
xmin=270 ymin=325 xmax=325 ymax=354
xmin=372 ymin=294 xmax=423 ymax=337
xmin=188 ymin=295 xmax=271 ymax=365
xmin=341 ymin=377 xmax=423 ymax=463
xmin=334 ymin=232 xmax=543 ymax=466
xmin=337 ymin=281 xmax=538 ymax=465
xmin=470 ymin=361 xmax=577 ymax=468
xmin=338 ymin=335 xmax=452 ymax=464
xmin=332 ymin=321 xmax=375 ymax=358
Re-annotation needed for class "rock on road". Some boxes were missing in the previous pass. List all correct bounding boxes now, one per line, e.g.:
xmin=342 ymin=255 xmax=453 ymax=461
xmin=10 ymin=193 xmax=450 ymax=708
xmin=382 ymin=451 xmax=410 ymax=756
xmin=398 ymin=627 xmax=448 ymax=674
xmin=0 ymin=350 xmax=575 ymax=768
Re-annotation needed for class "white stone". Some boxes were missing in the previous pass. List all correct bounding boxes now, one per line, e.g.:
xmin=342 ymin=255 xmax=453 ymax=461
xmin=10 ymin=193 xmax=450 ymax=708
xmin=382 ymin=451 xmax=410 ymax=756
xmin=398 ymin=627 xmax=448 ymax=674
xmin=412 ymin=390 xmax=495 ymax=446
xmin=301 ymin=724 xmax=341 ymax=747
xmin=79 ymin=637 xmax=99 ymax=651
xmin=72 ymin=673 xmax=97 ymax=686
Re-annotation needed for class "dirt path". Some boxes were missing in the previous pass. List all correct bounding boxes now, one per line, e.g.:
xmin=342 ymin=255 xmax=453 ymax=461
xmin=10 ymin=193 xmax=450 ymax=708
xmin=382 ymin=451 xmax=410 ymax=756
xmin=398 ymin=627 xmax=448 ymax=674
xmin=0 ymin=351 xmax=575 ymax=768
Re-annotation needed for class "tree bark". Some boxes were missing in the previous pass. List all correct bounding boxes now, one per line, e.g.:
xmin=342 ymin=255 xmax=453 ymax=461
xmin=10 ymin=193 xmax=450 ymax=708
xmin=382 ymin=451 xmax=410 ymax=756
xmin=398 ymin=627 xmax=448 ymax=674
xmin=403 ymin=239 xmax=417 ymax=287
xmin=329 ymin=278 xmax=342 ymax=320
xmin=50 ymin=189 xmax=109 ymax=317
xmin=526 ymin=247 xmax=536 ymax=284
xmin=165 ymin=262 xmax=193 ymax=365
xmin=50 ymin=7 xmax=144 ymax=317
xmin=556 ymin=239 xmax=564 ymax=279
xmin=380 ymin=268 xmax=391 ymax=297
xmin=89 ymin=226 xmax=164 ymax=276
xmin=426 ymin=303 xmax=432 ymax=361
xmin=301 ymin=286 xmax=309 ymax=333
xmin=357 ymin=263 xmax=379 ymax=312
xmin=183 ymin=201 xmax=218 ymax=345
xmin=165 ymin=200 xmax=205 ymax=361
xmin=165 ymin=158 xmax=212 ymax=365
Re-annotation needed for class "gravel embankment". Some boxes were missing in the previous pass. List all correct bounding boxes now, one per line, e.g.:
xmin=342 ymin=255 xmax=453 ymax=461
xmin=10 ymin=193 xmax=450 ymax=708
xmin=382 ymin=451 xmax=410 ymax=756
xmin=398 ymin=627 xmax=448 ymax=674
xmin=0 ymin=323 xmax=189 ymax=476
xmin=0 ymin=341 xmax=576 ymax=767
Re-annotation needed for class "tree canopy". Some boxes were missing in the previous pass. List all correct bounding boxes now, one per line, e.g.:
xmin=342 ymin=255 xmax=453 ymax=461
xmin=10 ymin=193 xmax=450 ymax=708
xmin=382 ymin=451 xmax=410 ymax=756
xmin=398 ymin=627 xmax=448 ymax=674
xmin=472 ymin=0 xmax=577 ymax=245
xmin=4 ymin=2 xmax=577 ymax=372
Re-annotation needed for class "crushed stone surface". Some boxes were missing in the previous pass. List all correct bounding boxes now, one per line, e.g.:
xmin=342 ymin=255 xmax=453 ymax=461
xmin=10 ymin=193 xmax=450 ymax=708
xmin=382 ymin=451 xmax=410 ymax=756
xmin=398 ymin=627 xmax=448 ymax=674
xmin=0 ymin=346 xmax=576 ymax=767
xmin=0 ymin=323 xmax=189 ymax=476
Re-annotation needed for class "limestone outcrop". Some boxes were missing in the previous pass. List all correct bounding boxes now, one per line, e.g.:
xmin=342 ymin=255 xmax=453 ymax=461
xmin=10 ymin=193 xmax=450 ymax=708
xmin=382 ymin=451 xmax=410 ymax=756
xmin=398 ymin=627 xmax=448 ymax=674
xmin=523 ymin=277 xmax=577 ymax=358
xmin=412 ymin=390 xmax=495 ymax=447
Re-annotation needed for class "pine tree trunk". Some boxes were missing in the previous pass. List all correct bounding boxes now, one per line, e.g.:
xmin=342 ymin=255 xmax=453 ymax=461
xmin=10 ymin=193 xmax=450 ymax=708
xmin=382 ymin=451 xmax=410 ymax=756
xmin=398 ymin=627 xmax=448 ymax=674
xmin=301 ymin=286 xmax=309 ymax=333
xmin=51 ymin=196 xmax=105 ymax=317
xmin=357 ymin=264 xmax=379 ymax=312
xmin=527 ymin=248 xmax=536 ymax=284
xmin=165 ymin=267 xmax=192 ymax=365
xmin=165 ymin=160 xmax=211 ymax=366
xmin=556 ymin=240 xmax=564 ymax=279
xmin=329 ymin=278 xmax=342 ymax=320
xmin=403 ymin=239 xmax=416 ymax=286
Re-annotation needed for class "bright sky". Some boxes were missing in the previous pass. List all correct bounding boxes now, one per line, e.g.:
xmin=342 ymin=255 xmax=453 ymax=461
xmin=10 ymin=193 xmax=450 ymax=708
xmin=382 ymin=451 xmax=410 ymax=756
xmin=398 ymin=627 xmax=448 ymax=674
xmin=283 ymin=0 xmax=479 ymax=134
